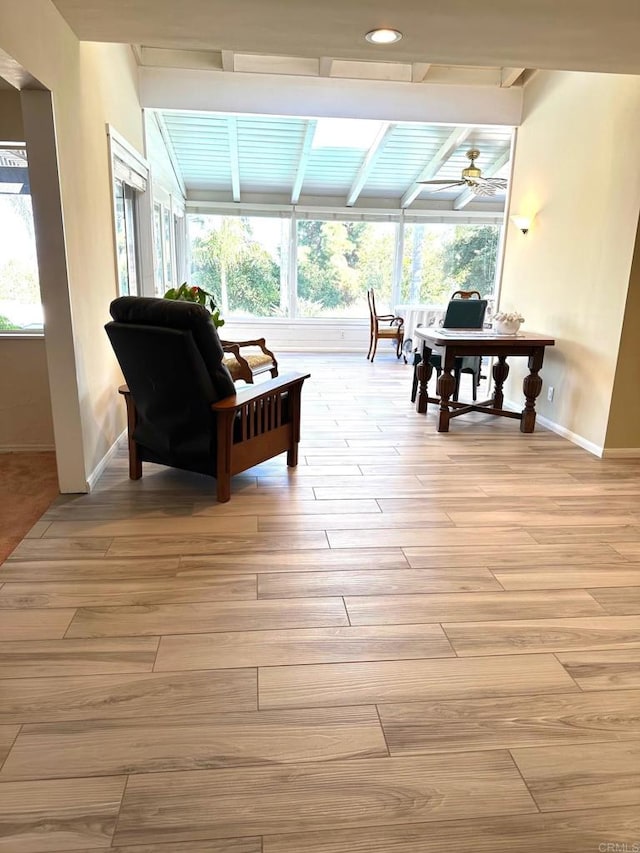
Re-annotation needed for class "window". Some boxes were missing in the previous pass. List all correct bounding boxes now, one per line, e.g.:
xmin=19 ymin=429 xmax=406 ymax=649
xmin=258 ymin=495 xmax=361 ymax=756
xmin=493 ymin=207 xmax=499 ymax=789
xmin=153 ymin=202 xmax=164 ymax=294
xmin=189 ymin=214 xmax=287 ymax=317
xmin=113 ymin=179 xmax=139 ymax=296
xmin=186 ymin=211 xmax=501 ymax=321
xmin=108 ymin=128 xmax=149 ymax=297
xmin=296 ymin=220 xmax=396 ymax=318
xmin=0 ymin=147 xmax=42 ymax=331
xmin=400 ymin=223 xmax=501 ymax=305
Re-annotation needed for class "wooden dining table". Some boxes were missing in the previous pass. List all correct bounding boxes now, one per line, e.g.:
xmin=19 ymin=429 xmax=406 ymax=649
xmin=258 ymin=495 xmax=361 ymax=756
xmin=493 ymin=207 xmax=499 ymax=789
xmin=414 ymin=327 xmax=556 ymax=433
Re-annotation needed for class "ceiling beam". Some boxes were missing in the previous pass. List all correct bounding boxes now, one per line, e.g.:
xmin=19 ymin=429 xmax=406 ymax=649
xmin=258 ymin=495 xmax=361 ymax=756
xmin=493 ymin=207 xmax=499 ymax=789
xmin=346 ymin=122 xmax=395 ymax=207
xmin=319 ymin=57 xmax=333 ymax=77
xmin=500 ymin=67 xmax=525 ymax=87
xmin=291 ymin=119 xmax=317 ymax=204
xmin=400 ymin=126 xmax=471 ymax=209
xmin=411 ymin=63 xmax=431 ymax=83
xmin=221 ymin=50 xmax=235 ymax=72
xmin=154 ymin=112 xmax=187 ymax=197
xmin=453 ymin=148 xmax=510 ymax=210
xmin=227 ymin=115 xmax=241 ymax=202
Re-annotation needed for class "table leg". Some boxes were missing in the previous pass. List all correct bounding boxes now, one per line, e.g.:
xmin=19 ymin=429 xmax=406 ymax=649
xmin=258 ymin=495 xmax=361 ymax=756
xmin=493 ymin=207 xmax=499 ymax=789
xmin=436 ymin=348 xmax=456 ymax=432
xmin=521 ymin=348 xmax=544 ymax=433
xmin=492 ymin=354 xmax=510 ymax=410
xmin=416 ymin=343 xmax=433 ymax=414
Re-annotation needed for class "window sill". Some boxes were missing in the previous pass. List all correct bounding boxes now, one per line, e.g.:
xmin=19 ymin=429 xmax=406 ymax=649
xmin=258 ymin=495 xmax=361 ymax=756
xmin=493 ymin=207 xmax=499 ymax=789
xmin=0 ymin=331 xmax=45 ymax=340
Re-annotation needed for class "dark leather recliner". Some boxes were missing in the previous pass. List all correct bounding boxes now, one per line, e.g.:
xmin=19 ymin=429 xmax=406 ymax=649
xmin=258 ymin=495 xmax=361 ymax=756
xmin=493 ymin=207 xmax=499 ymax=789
xmin=105 ymin=296 xmax=309 ymax=502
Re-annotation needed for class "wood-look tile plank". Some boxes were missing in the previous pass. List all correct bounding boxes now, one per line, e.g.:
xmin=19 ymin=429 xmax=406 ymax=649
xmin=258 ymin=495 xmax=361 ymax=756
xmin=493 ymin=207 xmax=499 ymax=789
xmin=528 ymin=525 xmax=640 ymax=544
xmin=179 ymin=548 xmax=409 ymax=575
xmin=0 ymin=706 xmax=387 ymax=780
xmin=613 ymin=542 xmax=640 ymax=561
xmin=7 ymin=538 xmax=112 ymax=561
xmin=512 ymin=740 xmax=640 ymax=810
xmin=259 ymin=655 xmax=577 ymax=709
xmin=258 ymin=511 xmax=452 ymax=532
xmin=589 ymin=586 xmax=640 ymax=614
xmin=404 ymin=543 xmax=626 ymax=568
xmin=107 ymin=531 xmax=328 ymax=557
xmin=42 ymin=516 xmax=258 ymax=539
xmin=328 ymin=527 xmax=536 ymax=549
xmin=23 ymin=521 xmax=50 ymax=539
xmin=379 ymin=689 xmax=640 ymax=754
xmin=262 ymin=807 xmax=640 ymax=853
xmin=556 ymin=649 xmax=640 ymax=690
xmin=449 ymin=510 xmax=635 ymax=527
xmin=194 ymin=498 xmax=381 ymax=517
xmin=344 ymin=589 xmax=604 ymax=625
xmin=0 ymin=775 xmax=125 ymax=852
xmin=445 ymin=615 xmax=640 ymax=656
xmin=0 ymin=609 xmax=76 ymax=641
xmin=0 ymin=637 xmax=159 ymax=679
xmin=56 ymin=841 xmax=262 ymax=853
xmin=0 ymin=670 xmax=257 ymax=724
xmin=495 ymin=565 xmax=640 ymax=590
xmin=314 ymin=484 xmax=487 ymax=500
xmin=114 ymin=752 xmax=535 ymax=844
xmin=0 ymin=557 xmax=181 ymax=582
xmin=0 ymin=575 xmax=256 ymax=608
xmin=258 ymin=568 xmax=501 ymax=598
xmin=0 ymin=725 xmax=19 ymax=767
xmin=66 ymin=598 xmax=348 ymax=639
xmin=155 ymin=624 xmax=454 ymax=671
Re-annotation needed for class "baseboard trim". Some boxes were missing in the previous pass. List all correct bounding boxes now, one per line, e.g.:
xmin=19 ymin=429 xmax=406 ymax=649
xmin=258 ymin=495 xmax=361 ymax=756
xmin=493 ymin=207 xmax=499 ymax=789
xmin=0 ymin=444 xmax=56 ymax=452
xmin=502 ymin=401 xmax=604 ymax=457
xmin=532 ymin=413 xmax=604 ymax=458
xmin=86 ymin=429 xmax=126 ymax=491
xmin=601 ymin=447 xmax=640 ymax=458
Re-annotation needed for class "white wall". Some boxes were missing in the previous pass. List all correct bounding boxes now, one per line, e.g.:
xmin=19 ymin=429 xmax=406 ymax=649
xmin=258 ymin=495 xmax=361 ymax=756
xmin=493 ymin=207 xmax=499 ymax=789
xmin=0 ymin=338 xmax=54 ymax=449
xmin=500 ymin=70 xmax=640 ymax=452
xmin=0 ymin=1 xmax=145 ymax=489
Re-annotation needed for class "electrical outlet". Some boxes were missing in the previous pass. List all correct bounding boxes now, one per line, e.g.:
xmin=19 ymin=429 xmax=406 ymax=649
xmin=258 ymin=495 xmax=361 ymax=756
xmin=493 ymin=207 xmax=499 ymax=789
xmin=547 ymin=386 xmax=555 ymax=402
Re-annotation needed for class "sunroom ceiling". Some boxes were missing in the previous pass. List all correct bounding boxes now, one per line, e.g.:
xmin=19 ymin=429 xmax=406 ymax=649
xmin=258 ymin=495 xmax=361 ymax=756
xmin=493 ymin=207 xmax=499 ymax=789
xmin=157 ymin=110 xmax=513 ymax=211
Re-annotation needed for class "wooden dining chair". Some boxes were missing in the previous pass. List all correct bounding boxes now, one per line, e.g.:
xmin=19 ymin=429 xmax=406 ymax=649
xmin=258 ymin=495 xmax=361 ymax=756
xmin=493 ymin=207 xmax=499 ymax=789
xmin=411 ymin=292 xmax=488 ymax=403
xmin=367 ymin=289 xmax=407 ymax=363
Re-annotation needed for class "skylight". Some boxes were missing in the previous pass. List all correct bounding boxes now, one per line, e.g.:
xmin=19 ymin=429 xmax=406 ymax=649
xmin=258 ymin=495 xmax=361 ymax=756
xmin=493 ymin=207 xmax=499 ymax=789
xmin=312 ymin=118 xmax=384 ymax=150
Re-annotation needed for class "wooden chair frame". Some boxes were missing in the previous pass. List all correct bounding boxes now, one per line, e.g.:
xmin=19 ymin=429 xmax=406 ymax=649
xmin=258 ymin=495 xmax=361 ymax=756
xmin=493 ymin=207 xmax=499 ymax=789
xmin=119 ymin=372 xmax=308 ymax=503
xmin=367 ymin=289 xmax=407 ymax=363
xmin=220 ymin=338 xmax=278 ymax=384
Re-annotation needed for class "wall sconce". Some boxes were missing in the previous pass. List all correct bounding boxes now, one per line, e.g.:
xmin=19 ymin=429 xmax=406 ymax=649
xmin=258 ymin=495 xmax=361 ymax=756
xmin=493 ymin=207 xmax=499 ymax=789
xmin=511 ymin=215 xmax=532 ymax=235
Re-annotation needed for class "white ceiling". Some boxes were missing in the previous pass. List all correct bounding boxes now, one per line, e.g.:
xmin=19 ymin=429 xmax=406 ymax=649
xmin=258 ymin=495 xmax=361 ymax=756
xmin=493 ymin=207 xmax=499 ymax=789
xmin=156 ymin=111 xmax=512 ymax=211
xmin=52 ymin=0 xmax=640 ymax=75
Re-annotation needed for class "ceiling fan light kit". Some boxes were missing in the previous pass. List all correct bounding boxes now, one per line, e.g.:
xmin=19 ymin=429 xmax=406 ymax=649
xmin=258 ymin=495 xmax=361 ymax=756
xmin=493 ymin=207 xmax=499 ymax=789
xmin=418 ymin=149 xmax=508 ymax=197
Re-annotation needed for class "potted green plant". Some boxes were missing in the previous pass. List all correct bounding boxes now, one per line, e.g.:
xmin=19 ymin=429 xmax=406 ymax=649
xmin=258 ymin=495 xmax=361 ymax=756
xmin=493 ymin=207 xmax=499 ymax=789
xmin=163 ymin=283 xmax=225 ymax=329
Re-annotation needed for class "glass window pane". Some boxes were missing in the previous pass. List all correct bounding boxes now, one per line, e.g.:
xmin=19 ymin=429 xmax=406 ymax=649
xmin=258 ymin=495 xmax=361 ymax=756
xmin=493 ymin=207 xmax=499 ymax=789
xmin=188 ymin=214 xmax=285 ymax=318
xmin=0 ymin=148 xmax=42 ymax=330
xmin=123 ymin=185 xmax=139 ymax=295
xmin=153 ymin=202 xmax=163 ymax=295
xmin=296 ymin=220 xmax=395 ymax=318
xmin=400 ymin=223 xmax=501 ymax=305
xmin=162 ymin=206 xmax=173 ymax=287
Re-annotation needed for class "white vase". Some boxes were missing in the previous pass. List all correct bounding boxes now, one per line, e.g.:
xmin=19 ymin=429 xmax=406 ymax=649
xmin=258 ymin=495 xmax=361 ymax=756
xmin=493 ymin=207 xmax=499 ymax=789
xmin=494 ymin=318 xmax=522 ymax=335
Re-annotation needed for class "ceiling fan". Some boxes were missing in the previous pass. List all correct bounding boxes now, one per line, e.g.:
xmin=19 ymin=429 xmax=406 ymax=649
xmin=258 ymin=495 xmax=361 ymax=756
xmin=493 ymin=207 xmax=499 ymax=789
xmin=418 ymin=149 xmax=508 ymax=196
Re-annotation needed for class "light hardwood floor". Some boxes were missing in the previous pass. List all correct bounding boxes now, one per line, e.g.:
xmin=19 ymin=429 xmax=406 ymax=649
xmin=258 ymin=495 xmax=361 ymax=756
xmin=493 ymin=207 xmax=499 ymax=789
xmin=1 ymin=352 xmax=640 ymax=852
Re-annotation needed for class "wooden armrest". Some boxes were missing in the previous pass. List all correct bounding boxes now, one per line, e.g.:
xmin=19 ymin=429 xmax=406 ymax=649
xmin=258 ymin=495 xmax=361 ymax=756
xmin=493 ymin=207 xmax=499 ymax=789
xmin=212 ymin=371 xmax=310 ymax=411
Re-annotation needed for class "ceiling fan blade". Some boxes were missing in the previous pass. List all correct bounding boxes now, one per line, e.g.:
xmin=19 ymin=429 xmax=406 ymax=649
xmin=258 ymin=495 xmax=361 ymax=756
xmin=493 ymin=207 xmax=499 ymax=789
xmin=423 ymin=183 xmax=466 ymax=193
xmin=476 ymin=177 xmax=509 ymax=188
xmin=417 ymin=179 xmax=465 ymax=185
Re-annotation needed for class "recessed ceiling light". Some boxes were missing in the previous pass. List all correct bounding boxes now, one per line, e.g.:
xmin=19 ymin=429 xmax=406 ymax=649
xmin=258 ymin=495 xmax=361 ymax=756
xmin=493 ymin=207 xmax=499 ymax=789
xmin=365 ymin=28 xmax=403 ymax=45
